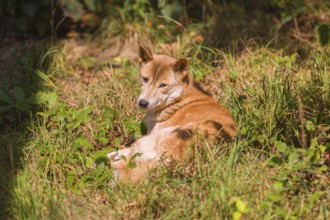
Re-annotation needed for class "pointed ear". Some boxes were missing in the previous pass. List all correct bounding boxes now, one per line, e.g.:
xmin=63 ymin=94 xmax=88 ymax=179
xmin=139 ymin=46 xmax=153 ymax=63
xmin=172 ymin=57 xmax=188 ymax=72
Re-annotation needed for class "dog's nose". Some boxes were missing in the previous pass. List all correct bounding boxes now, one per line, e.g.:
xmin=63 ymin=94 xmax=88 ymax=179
xmin=138 ymin=99 xmax=149 ymax=109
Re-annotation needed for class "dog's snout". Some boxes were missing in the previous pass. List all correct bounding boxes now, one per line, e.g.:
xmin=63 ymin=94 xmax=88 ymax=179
xmin=139 ymin=99 xmax=149 ymax=109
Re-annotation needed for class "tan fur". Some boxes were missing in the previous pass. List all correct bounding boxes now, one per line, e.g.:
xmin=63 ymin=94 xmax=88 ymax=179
xmin=108 ymin=46 xmax=237 ymax=184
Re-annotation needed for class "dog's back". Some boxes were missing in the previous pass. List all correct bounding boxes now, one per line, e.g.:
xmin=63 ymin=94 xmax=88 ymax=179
xmin=147 ymin=79 xmax=237 ymax=161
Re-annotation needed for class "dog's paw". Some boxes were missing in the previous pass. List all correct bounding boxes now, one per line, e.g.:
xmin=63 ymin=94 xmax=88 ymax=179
xmin=107 ymin=151 xmax=116 ymax=160
xmin=108 ymin=150 xmax=129 ymax=169
xmin=107 ymin=151 xmax=121 ymax=162
xmin=107 ymin=152 xmax=121 ymax=185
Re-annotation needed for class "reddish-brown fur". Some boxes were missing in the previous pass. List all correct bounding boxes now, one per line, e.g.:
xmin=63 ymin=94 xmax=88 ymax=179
xmin=108 ymin=46 xmax=237 ymax=184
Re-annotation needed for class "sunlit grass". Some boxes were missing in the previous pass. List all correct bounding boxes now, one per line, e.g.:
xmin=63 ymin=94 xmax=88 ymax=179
xmin=0 ymin=30 xmax=329 ymax=219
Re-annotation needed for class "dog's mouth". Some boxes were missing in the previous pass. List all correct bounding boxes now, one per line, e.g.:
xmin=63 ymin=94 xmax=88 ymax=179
xmin=137 ymin=92 xmax=182 ymax=112
xmin=137 ymin=97 xmax=161 ymax=111
xmin=138 ymin=97 xmax=181 ymax=112
xmin=137 ymin=102 xmax=158 ymax=111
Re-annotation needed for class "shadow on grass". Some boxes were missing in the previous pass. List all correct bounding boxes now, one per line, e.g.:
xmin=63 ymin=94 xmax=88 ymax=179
xmin=0 ymin=40 xmax=53 ymax=218
xmin=202 ymin=0 xmax=328 ymax=57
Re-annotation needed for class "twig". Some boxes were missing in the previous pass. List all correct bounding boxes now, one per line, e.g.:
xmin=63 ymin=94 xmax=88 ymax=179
xmin=7 ymin=143 xmax=14 ymax=170
xmin=182 ymin=0 xmax=188 ymax=26
xmin=297 ymin=95 xmax=307 ymax=149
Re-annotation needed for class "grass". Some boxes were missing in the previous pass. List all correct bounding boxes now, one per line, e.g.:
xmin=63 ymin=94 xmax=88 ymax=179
xmin=1 ymin=23 xmax=329 ymax=219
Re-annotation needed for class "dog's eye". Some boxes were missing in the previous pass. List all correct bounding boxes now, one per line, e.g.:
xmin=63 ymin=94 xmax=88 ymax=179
xmin=142 ymin=77 xmax=149 ymax=83
xmin=159 ymin=83 xmax=167 ymax=88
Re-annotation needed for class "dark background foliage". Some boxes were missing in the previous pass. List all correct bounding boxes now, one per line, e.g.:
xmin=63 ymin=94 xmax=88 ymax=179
xmin=1 ymin=0 xmax=329 ymax=50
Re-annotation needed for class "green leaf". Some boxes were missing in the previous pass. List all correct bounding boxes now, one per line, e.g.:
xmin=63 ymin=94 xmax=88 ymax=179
xmin=72 ymin=187 xmax=82 ymax=195
xmin=120 ymin=155 xmax=127 ymax=161
xmin=56 ymin=155 xmax=64 ymax=163
xmin=161 ymin=1 xmax=183 ymax=19
xmin=309 ymin=137 xmax=318 ymax=149
xmin=13 ymin=87 xmax=24 ymax=103
xmin=0 ymin=89 xmax=12 ymax=103
xmin=94 ymin=163 xmax=105 ymax=176
xmin=305 ymin=120 xmax=315 ymax=131
xmin=77 ymin=175 xmax=93 ymax=187
xmin=30 ymin=91 xmax=47 ymax=104
xmin=85 ymin=157 xmax=94 ymax=168
xmin=317 ymin=23 xmax=330 ymax=47
xmin=288 ymin=151 xmax=297 ymax=169
xmin=98 ymin=136 xmax=109 ymax=144
xmin=273 ymin=181 xmax=283 ymax=192
xmin=71 ymin=106 xmax=94 ymax=129
xmin=67 ymin=170 xmax=76 ymax=188
xmin=124 ymin=121 xmax=142 ymax=136
xmin=61 ymin=0 xmax=84 ymax=21
xmin=319 ymin=145 xmax=327 ymax=154
xmin=84 ymin=0 xmax=96 ymax=11
xmin=113 ymin=137 xmax=121 ymax=147
xmin=14 ymin=17 xmax=28 ymax=31
xmin=55 ymin=111 xmax=67 ymax=122
xmin=319 ymin=165 xmax=328 ymax=172
xmin=257 ymin=135 xmax=266 ymax=144
xmin=72 ymin=106 xmax=93 ymax=121
xmin=130 ymin=152 xmax=142 ymax=161
xmin=36 ymin=20 xmax=48 ymax=36
xmin=128 ymin=161 xmax=137 ymax=168
xmin=21 ymin=1 xmax=39 ymax=17
xmin=275 ymin=141 xmax=289 ymax=154
xmin=16 ymin=102 xmax=30 ymax=111
xmin=275 ymin=207 xmax=288 ymax=217
xmin=267 ymin=156 xmax=283 ymax=166
xmin=74 ymin=137 xmax=94 ymax=149
xmin=101 ymin=105 xmax=118 ymax=119
xmin=266 ymin=192 xmax=282 ymax=202
xmin=104 ymin=118 xmax=112 ymax=128
xmin=0 ymin=106 xmax=12 ymax=113
xmin=127 ymin=152 xmax=143 ymax=168
xmin=30 ymin=91 xmax=58 ymax=108
xmin=310 ymin=191 xmax=321 ymax=202
xmin=93 ymin=148 xmax=115 ymax=165
xmin=47 ymin=92 xmax=58 ymax=108
xmin=235 ymin=199 xmax=247 ymax=213
xmin=233 ymin=211 xmax=242 ymax=220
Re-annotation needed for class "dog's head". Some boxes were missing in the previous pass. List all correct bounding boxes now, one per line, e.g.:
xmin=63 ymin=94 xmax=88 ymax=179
xmin=137 ymin=46 xmax=190 ymax=111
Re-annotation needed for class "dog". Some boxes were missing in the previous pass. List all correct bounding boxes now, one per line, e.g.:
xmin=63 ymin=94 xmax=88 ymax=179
xmin=107 ymin=46 xmax=237 ymax=184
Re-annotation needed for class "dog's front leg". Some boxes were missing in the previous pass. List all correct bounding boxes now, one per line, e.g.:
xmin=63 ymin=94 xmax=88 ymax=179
xmin=107 ymin=137 xmax=160 ymax=184
xmin=107 ymin=147 xmax=135 ymax=182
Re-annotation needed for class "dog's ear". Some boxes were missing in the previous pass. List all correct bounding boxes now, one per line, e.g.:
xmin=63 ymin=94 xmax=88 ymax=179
xmin=172 ymin=57 xmax=188 ymax=73
xmin=172 ymin=58 xmax=189 ymax=83
xmin=139 ymin=46 xmax=153 ymax=63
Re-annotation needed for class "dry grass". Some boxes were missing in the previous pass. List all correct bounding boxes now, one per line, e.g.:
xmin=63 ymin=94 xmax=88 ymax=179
xmin=0 ymin=11 xmax=329 ymax=218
